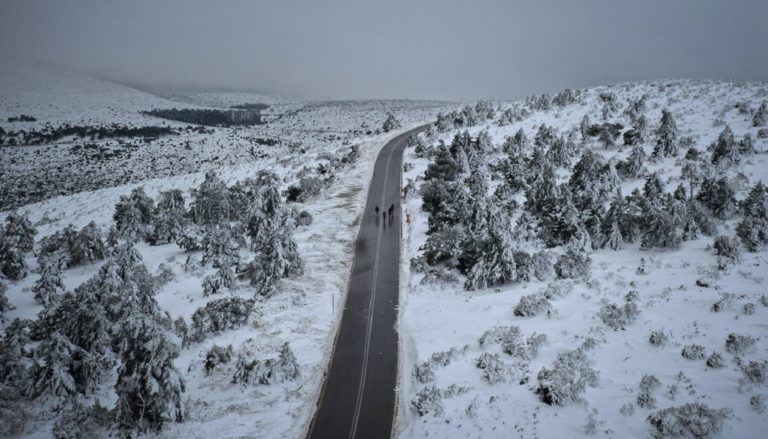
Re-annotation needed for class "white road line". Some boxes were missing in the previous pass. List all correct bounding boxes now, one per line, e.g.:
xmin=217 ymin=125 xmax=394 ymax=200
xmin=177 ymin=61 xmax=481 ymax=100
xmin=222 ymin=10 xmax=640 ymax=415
xmin=349 ymin=136 xmax=399 ymax=439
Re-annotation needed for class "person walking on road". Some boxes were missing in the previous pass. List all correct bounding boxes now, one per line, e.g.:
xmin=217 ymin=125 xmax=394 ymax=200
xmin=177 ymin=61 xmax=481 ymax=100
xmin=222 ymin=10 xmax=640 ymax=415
xmin=375 ymin=205 xmax=379 ymax=216
xmin=388 ymin=204 xmax=394 ymax=218
xmin=383 ymin=211 xmax=387 ymax=222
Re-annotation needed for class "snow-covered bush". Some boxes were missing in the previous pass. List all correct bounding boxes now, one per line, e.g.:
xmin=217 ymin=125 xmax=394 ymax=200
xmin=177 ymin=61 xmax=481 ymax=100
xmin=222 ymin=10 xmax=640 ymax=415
xmin=724 ymin=333 xmax=756 ymax=355
xmin=540 ymin=280 xmax=574 ymax=300
xmin=231 ymin=343 xmax=299 ymax=385
xmin=295 ymin=210 xmax=313 ymax=227
xmin=411 ymin=385 xmax=443 ymax=416
xmin=514 ymin=294 xmax=551 ymax=317
xmin=713 ymin=235 xmax=740 ymax=270
xmin=599 ymin=301 xmax=640 ymax=331
xmin=190 ymin=297 xmax=254 ymax=342
xmin=680 ymin=344 xmax=706 ymax=360
xmin=649 ymin=330 xmax=669 ymax=347
xmin=52 ymin=401 xmax=110 ymax=439
xmin=190 ymin=170 xmax=231 ymax=226
xmin=285 ymin=175 xmax=326 ymax=203
xmin=554 ymin=250 xmax=591 ymax=280
xmin=476 ymin=352 xmax=509 ymax=384
xmin=637 ymin=374 xmax=662 ymax=409
xmin=706 ymin=352 xmax=725 ymax=369
xmin=742 ymin=360 xmax=768 ymax=384
xmin=535 ymin=349 xmax=599 ymax=406
xmin=204 ymin=344 xmax=234 ymax=376
xmin=751 ymin=395 xmax=766 ymax=413
xmin=646 ymin=402 xmax=730 ymax=439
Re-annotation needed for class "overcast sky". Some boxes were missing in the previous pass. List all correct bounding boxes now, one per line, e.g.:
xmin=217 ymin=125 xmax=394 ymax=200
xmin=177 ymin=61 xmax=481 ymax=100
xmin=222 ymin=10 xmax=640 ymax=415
xmin=1 ymin=0 xmax=766 ymax=100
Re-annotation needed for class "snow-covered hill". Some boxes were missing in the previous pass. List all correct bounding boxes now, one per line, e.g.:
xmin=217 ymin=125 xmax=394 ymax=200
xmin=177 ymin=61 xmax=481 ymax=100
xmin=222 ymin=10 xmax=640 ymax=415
xmin=0 ymin=66 xmax=449 ymax=210
xmin=398 ymin=80 xmax=768 ymax=438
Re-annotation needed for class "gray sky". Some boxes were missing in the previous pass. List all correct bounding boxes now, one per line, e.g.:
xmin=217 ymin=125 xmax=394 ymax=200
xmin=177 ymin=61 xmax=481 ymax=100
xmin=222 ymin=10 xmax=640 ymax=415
xmin=1 ymin=0 xmax=766 ymax=100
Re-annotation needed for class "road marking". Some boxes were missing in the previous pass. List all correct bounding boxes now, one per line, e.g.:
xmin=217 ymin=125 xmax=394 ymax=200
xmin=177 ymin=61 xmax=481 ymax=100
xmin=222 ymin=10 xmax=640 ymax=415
xmin=349 ymin=135 xmax=399 ymax=439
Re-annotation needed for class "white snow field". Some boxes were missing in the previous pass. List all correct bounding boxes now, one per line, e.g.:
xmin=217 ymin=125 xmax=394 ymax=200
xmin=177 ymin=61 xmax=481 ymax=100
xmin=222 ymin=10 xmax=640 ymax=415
xmin=0 ymin=66 xmax=450 ymax=438
xmin=397 ymin=80 xmax=768 ymax=438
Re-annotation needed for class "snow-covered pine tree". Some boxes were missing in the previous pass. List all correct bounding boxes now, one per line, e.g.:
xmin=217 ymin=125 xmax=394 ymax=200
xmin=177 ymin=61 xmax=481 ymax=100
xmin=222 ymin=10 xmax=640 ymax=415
xmin=464 ymin=205 xmax=517 ymax=291
xmin=113 ymin=187 xmax=155 ymax=242
xmin=0 ymin=281 xmax=12 ymax=321
xmin=149 ymin=189 xmax=189 ymax=245
xmin=3 ymin=211 xmax=36 ymax=253
xmin=616 ymin=145 xmax=646 ymax=180
xmin=190 ymin=171 xmax=231 ymax=226
xmin=652 ymin=109 xmax=679 ymax=158
xmin=26 ymin=331 xmax=103 ymax=397
xmin=580 ymin=114 xmax=591 ymax=144
xmin=0 ymin=234 xmax=28 ymax=281
xmin=33 ymin=256 xmax=64 ymax=307
xmin=753 ymin=101 xmax=767 ymax=127
xmin=382 ymin=113 xmax=401 ymax=133
xmin=696 ymin=177 xmax=737 ymax=220
xmin=242 ymin=211 xmax=302 ymax=297
xmin=710 ymin=125 xmax=739 ymax=166
xmin=201 ymin=226 xmax=239 ymax=269
xmin=114 ymin=315 xmax=184 ymax=434
xmin=70 ymin=222 xmax=106 ymax=266
xmin=736 ymin=181 xmax=768 ymax=251
xmin=534 ymin=124 xmax=557 ymax=149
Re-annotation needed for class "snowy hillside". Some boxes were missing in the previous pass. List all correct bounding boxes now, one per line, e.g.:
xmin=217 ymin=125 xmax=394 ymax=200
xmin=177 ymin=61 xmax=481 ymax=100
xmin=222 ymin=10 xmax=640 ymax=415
xmin=398 ymin=80 xmax=768 ymax=438
xmin=0 ymin=66 xmax=449 ymax=210
xmin=0 ymin=67 xmax=449 ymax=438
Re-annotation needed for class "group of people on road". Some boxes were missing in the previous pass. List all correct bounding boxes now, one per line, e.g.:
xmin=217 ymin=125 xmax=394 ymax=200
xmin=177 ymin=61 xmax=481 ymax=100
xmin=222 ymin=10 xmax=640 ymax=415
xmin=375 ymin=204 xmax=395 ymax=222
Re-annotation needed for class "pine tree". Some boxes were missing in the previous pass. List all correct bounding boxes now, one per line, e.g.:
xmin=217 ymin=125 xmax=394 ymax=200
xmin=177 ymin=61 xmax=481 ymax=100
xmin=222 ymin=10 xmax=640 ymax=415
xmin=243 ymin=211 xmax=302 ymax=297
xmin=115 ymin=315 xmax=184 ymax=434
xmin=382 ymin=113 xmax=401 ymax=132
xmin=652 ymin=109 xmax=679 ymax=158
xmin=0 ymin=235 xmax=28 ymax=281
xmin=190 ymin=171 xmax=230 ymax=226
xmin=4 ymin=211 xmax=36 ymax=253
xmin=113 ymin=187 xmax=155 ymax=241
xmin=71 ymin=222 xmax=106 ymax=266
xmin=710 ymin=125 xmax=739 ymax=166
xmin=0 ymin=281 xmax=12 ymax=321
xmin=33 ymin=256 xmax=64 ymax=306
xmin=736 ymin=181 xmax=768 ymax=251
xmin=150 ymin=190 xmax=188 ymax=245
xmin=201 ymin=226 xmax=239 ymax=269
xmin=27 ymin=331 xmax=104 ymax=397
xmin=617 ymin=145 xmax=646 ymax=180
xmin=696 ymin=177 xmax=737 ymax=220
xmin=580 ymin=114 xmax=591 ymax=143
xmin=603 ymin=218 xmax=624 ymax=250
xmin=753 ymin=101 xmax=767 ymax=127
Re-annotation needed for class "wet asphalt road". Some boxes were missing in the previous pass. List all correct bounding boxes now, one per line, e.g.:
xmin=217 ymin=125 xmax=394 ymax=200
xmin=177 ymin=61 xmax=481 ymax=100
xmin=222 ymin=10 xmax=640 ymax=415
xmin=307 ymin=125 xmax=428 ymax=439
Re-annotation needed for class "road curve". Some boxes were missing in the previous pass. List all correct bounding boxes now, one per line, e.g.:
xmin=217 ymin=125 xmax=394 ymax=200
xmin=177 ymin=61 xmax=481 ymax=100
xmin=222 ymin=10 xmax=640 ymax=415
xmin=307 ymin=125 xmax=428 ymax=439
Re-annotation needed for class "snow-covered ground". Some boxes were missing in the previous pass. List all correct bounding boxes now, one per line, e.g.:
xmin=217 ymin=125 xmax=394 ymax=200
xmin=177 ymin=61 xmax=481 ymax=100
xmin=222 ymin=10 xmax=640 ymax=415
xmin=397 ymin=80 xmax=768 ymax=438
xmin=0 ymin=66 xmax=450 ymax=438
xmin=0 ymin=66 xmax=449 ymax=210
